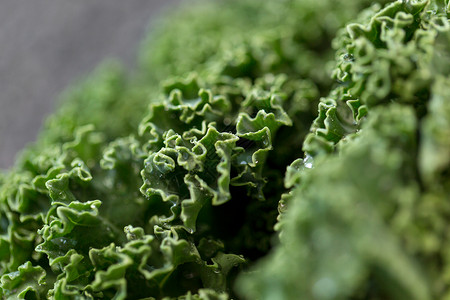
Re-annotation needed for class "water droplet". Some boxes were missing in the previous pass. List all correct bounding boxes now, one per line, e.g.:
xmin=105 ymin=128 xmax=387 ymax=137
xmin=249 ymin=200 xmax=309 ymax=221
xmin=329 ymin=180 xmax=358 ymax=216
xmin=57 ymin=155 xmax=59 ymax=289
xmin=90 ymin=204 xmax=96 ymax=209
xmin=304 ymin=155 xmax=314 ymax=169
xmin=8 ymin=271 xmax=20 ymax=279
xmin=278 ymin=201 xmax=287 ymax=213
xmin=213 ymin=269 xmax=221 ymax=274
xmin=343 ymin=53 xmax=354 ymax=62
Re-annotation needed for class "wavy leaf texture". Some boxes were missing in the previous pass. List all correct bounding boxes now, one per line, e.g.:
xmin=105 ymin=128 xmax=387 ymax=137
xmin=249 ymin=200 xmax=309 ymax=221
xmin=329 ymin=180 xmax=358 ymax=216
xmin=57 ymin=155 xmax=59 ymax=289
xmin=1 ymin=0 xmax=448 ymax=299
xmin=241 ymin=1 xmax=450 ymax=299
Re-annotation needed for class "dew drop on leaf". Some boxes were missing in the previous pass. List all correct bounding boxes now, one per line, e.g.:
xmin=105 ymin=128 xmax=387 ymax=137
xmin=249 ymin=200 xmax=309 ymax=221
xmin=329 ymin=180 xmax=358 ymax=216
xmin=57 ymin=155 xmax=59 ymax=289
xmin=303 ymin=154 xmax=314 ymax=169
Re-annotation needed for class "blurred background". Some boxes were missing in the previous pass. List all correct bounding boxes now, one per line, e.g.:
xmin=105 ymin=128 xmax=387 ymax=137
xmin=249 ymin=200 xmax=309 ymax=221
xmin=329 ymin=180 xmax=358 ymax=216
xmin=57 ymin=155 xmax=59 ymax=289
xmin=0 ymin=0 xmax=180 ymax=169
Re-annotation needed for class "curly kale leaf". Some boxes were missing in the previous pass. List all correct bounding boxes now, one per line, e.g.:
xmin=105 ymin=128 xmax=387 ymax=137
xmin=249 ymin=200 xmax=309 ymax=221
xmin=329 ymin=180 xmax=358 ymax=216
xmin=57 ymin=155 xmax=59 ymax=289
xmin=3 ymin=0 xmax=446 ymax=299
xmin=238 ymin=1 xmax=450 ymax=299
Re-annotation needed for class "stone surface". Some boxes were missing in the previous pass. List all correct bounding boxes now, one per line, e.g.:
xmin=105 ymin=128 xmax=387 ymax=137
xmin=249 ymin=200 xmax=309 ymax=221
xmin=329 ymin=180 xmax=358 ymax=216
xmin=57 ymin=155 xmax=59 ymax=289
xmin=0 ymin=0 xmax=180 ymax=169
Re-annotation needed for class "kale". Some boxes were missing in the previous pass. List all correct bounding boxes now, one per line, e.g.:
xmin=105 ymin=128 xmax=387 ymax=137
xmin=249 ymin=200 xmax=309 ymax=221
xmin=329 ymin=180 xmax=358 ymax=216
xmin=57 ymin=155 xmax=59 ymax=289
xmin=0 ymin=0 xmax=448 ymax=299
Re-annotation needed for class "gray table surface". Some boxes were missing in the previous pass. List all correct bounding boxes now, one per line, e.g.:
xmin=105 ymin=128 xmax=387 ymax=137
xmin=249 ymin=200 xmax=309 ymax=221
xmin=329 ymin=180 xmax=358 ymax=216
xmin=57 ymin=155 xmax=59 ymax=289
xmin=0 ymin=0 xmax=180 ymax=169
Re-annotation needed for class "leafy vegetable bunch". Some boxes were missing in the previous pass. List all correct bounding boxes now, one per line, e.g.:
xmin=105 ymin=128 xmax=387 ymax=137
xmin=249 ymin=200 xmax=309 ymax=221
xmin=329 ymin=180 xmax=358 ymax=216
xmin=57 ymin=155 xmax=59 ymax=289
xmin=0 ymin=0 xmax=449 ymax=299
